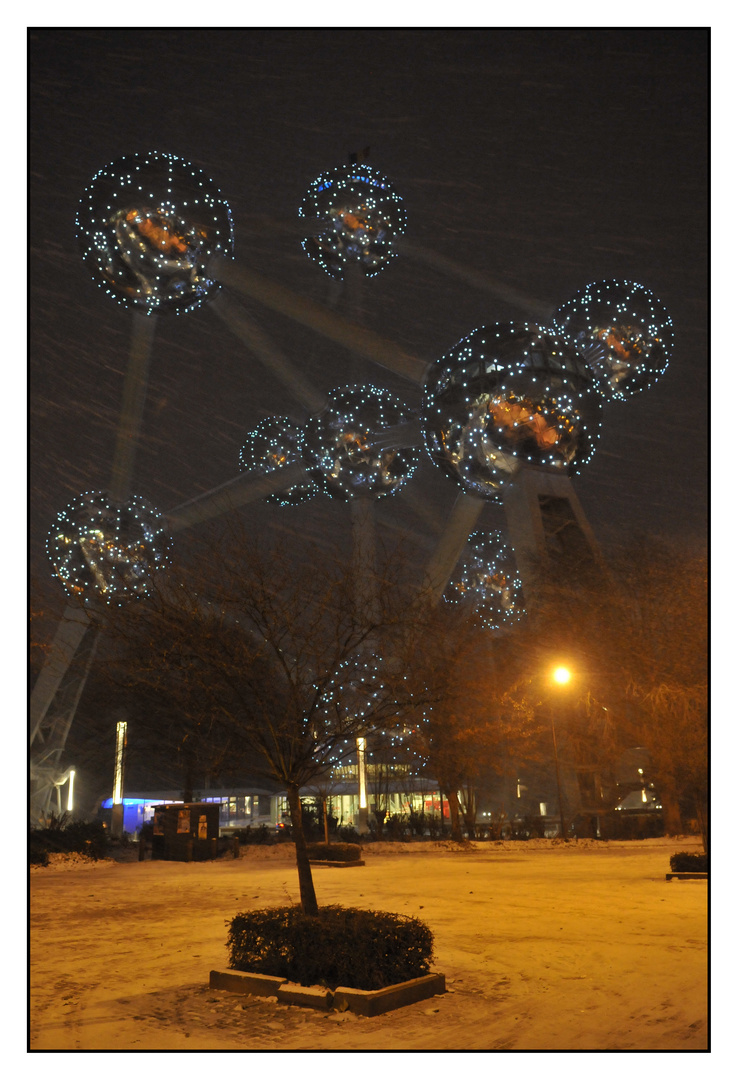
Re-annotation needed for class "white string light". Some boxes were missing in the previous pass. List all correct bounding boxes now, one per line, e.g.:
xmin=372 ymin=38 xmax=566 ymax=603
xmin=299 ymin=164 xmax=407 ymax=280
xmin=445 ymin=529 xmax=525 ymax=630
xmin=551 ymin=279 xmax=674 ymax=400
xmin=76 ymin=150 xmax=234 ymax=315
xmin=303 ymin=384 xmax=419 ymax=500
xmin=47 ymin=490 xmax=172 ymax=605
xmin=421 ymin=322 xmax=603 ymax=500
xmin=239 ymin=416 xmax=318 ymax=506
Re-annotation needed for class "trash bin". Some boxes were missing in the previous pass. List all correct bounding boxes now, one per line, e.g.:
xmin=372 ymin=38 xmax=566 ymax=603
xmin=151 ymin=802 xmax=220 ymax=861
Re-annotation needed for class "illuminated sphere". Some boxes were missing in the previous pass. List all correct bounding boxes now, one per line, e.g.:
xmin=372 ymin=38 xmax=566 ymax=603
xmin=239 ymin=416 xmax=318 ymax=507
xmin=76 ymin=151 xmax=234 ymax=314
xmin=446 ymin=530 xmax=525 ymax=630
xmin=47 ymin=491 xmax=172 ymax=605
xmin=303 ymin=385 xmax=420 ymax=500
xmin=298 ymin=164 xmax=407 ymax=280
xmin=421 ymin=322 xmax=602 ymax=501
xmin=321 ymin=651 xmax=388 ymax=726
xmin=320 ymin=650 xmax=426 ymax=766
xmin=551 ymin=279 xmax=674 ymax=400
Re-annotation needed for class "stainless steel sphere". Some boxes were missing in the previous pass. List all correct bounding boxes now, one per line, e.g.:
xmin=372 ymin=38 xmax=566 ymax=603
xmin=551 ymin=279 xmax=674 ymax=400
xmin=299 ymin=164 xmax=407 ymax=280
xmin=446 ymin=530 xmax=525 ymax=629
xmin=239 ymin=416 xmax=318 ymax=506
xmin=421 ymin=322 xmax=603 ymax=501
xmin=77 ymin=151 xmax=234 ymax=314
xmin=303 ymin=385 xmax=420 ymax=500
xmin=47 ymin=491 xmax=172 ymax=605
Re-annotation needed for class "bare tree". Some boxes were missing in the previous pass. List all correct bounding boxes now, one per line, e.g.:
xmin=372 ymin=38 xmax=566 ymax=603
xmin=524 ymin=535 xmax=708 ymax=846
xmin=103 ymin=519 xmax=429 ymax=913
xmin=403 ymin=603 xmax=541 ymax=841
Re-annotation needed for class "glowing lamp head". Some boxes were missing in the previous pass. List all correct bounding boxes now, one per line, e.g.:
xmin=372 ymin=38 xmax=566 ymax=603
xmin=552 ymin=666 xmax=572 ymax=686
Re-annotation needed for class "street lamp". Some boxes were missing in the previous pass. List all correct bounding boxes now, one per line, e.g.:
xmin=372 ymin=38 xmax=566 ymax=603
xmin=550 ymin=665 xmax=571 ymax=840
xmin=111 ymin=720 xmax=127 ymax=838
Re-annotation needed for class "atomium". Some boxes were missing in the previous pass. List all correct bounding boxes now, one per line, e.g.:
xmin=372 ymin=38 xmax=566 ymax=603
xmin=319 ymin=650 xmax=426 ymax=766
xmin=76 ymin=151 xmax=234 ymax=314
xmin=445 ymin=530 xmax=525 ymax=630
xmin=298 ymin=164 xmax=407 ymax=280
xmin=303 ymin=385 xmax=420 ymax=500
xmin=319 ymin=651 xmax=390 ymax=726
xmin=421 ymin=322 xmax=603 ymax=501
xmin=551 ymin=279 xmax=674 ymax=400
xmin=239 ymin=416 xmax=318 ymax=507
xmin=47 ymin=491 xmax=172 ymax=605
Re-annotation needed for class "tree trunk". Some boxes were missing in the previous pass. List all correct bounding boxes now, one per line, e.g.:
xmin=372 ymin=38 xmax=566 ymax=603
xmin=286 ymin=783 xmax=319 ymax=915
xmin=445 ymin=788 xmax=464 ymax=842
xmin=460 ymin=785 xmax=478 ymax=839
xmin=181 ymin=747 xmax=195 ymax=803
xmin=322 ymin=798 xmax=330 ymax=844
xmin=695 ymin=796 xmax=708 ymax=855
xmin=658 ymin=773 xmax=683 ymax=836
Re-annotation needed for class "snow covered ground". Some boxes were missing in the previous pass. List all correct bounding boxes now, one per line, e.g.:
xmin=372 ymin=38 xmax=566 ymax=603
xmin=29 ymin=837 xmax=708 ymax=1058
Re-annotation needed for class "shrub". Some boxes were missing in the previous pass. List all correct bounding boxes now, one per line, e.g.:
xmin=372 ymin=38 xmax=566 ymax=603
xmin=60 ymin=820 xmax=109 ymax=859
xmin=226 ymin=905 xmax=434 ymax=991
xmin=599 ymin=812 xmax=664 ymax=840
xmin=29 ymin=832 xmax=49 ymax=866
xmin=336 ymin=825 xmax=361 ymax=844
xmin=427 ymin=814 xmax=441 ymax=839
xmin=231 ymin=825 xmax=275 ymax=846
xmin=384 ymin=813 xmax=409 ymax=841
xmin=670 ymin=851 xmax=708 ymax=873
xmin=306 ymin=842 xmax=361 ymax=862
xmin=29 ymin=816 xmax=109 ymax=864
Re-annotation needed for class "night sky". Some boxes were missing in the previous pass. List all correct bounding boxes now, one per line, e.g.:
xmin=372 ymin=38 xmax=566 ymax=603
xmin=30 ymin=28 xmax=709 ymax=648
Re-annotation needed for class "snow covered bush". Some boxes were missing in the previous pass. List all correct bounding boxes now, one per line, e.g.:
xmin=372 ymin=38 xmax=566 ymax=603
xmin=306 ymin=842 xmax=361 ymax=862
xmin=669 ymin=851 xmax=707 ymax=873
xmin=226 ymin=905 xmax=434 ymax=990
xmin=29 ymin=815 xmax=109 ymax=865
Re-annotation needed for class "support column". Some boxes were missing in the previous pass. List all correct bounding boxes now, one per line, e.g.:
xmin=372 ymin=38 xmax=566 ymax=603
xmin=501 ymin=467 xmax=604 ymax=594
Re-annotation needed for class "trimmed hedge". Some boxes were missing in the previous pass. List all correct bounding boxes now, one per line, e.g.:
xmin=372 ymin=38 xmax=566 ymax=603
xmin=226 ymin=905 xmax=434 ymax=991
xmin=670 ymin=851 xmax=708 ymax=873
xmin=306 ymin=842 xmax=361 ymax=862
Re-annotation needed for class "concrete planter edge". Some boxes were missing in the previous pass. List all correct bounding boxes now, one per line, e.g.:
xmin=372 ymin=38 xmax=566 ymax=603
xmin=209 ymin=969 xmax=445 ymax=1014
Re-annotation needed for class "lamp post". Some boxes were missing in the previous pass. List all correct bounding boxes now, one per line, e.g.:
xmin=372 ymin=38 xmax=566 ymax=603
xmin=550 ymin=666 xmax=571 ymax=840
xmin=111 ymin=720 xmax=127 ymax=839
xmin=356 ymin=735 xmax=369 ymax=834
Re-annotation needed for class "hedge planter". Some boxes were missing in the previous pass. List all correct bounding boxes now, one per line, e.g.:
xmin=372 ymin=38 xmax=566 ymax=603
xmin=666 ymin=851 xmax=708 ymax=880
xmin=222 ymin=904 xmax=438 ymax=1012
xmin=306 ymin=842 xmax=363 ymax=867
xmin=310 ymin=858 xmax=365 ymax=867
xmin=209 ymin=968 xmax=446 ymax=1015
xmin=333 ymin=972 xmax=446 ymax=1016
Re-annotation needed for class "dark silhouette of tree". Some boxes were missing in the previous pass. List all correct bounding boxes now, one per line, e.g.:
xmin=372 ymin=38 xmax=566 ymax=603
xmin=523 ymin=535 xmax=708 ymax=846
xmin=103 ymin=519 xmax=430 ymax=913
xmin=404 ymin=603 xmax=541 ymax=841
